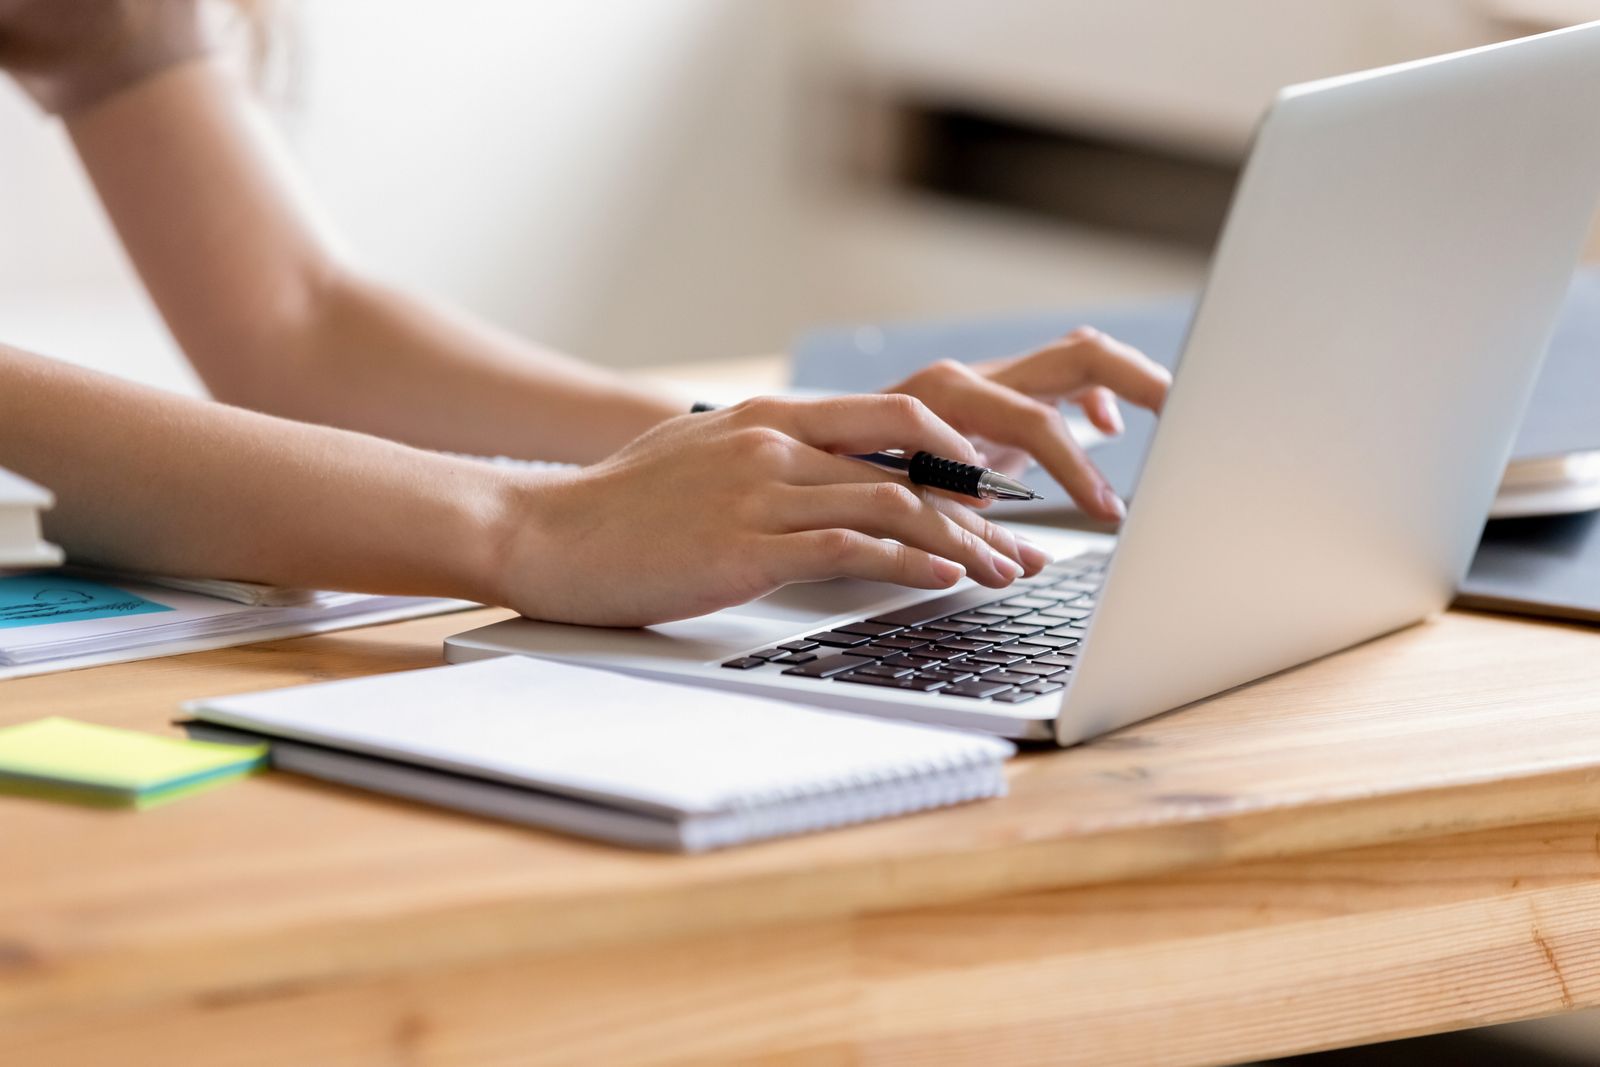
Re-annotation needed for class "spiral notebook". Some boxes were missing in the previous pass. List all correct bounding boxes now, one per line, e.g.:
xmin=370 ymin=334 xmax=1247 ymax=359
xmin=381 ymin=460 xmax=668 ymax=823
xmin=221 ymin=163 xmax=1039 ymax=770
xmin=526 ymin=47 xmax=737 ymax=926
xmin=182 ymin=657 xmax=1014 ymax=852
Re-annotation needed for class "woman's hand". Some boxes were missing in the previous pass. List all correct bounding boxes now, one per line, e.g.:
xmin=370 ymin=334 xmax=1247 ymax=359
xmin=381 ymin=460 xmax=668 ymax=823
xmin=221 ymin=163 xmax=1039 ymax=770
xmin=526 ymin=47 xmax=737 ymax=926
xmin=496 ymin=395 xmax=1053 ymax=627
xmin=884 ymin=327 xmax=1172 ymax=521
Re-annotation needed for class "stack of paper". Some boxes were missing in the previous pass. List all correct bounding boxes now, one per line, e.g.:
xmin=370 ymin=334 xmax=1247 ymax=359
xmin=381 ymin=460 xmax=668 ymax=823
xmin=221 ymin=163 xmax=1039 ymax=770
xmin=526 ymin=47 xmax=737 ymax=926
xmin=0 ymin=717 xmax=266 ymax=808
xmin=101 ymin=573 xmax=368 ymax=607
xmin=0 ymin=572 xmax=469 ymax=679
xmin=184 ymin=657 xmax=1015 ymax=852
xmin=0 ymin=468 xmax=62 ymax=570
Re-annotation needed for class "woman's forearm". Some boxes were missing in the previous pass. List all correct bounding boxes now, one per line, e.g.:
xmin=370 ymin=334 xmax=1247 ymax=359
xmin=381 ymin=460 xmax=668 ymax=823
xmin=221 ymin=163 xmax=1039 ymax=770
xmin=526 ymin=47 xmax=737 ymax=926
xmin=0 ymin=344 xmax=525 ymax=600
xmin=64 ymin=60 xmax=679 ymax=464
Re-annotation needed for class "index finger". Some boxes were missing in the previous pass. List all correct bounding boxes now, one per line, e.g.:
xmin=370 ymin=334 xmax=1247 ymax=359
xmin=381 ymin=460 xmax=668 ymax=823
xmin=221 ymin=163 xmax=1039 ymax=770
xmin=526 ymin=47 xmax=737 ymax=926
xmin=733 ymin=394 xmax=982 ymax=464
xmin=990 ymin=328 xmax=1172 ymax=413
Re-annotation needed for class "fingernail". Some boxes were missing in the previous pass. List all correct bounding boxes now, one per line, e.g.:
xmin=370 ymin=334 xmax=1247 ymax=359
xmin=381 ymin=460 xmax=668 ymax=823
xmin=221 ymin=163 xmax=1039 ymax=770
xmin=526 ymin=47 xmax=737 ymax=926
xmin=1016 ymin=537 xmax=1053 ymax=574
xmin=1106 ymin=404 xmax=1125 ymax=435
xmin=931 ymin=557 xmax=966 ymax=585
xmin=991 ymin=549 xmax=1023 ymax=581
xmin=1099 ymin=486 xmax=1127 ymax=521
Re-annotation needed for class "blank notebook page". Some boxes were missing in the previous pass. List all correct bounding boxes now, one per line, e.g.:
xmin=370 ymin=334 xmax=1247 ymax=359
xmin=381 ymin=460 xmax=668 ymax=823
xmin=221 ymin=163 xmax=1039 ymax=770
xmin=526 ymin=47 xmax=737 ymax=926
xmin=188 ymin=657 xmax=1015 ymax=816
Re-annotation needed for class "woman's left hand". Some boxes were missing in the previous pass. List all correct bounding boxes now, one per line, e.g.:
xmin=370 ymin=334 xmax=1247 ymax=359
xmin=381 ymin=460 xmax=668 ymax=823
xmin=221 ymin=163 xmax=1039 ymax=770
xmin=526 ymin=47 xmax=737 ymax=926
xmin=883 ymin=327 xmax=1171 ymax=521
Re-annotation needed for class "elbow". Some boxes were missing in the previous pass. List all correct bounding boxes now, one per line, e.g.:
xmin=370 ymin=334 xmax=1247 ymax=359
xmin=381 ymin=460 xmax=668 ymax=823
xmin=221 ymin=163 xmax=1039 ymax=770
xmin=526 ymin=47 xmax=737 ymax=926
xmin=190 ymin=262 xmax=360 ymax=418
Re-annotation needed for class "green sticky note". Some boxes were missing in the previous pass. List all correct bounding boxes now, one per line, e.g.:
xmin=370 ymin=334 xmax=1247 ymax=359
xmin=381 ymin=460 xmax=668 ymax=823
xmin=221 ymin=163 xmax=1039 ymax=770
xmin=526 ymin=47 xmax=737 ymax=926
xmin=0 ymin=717 xmax=267 ymax=809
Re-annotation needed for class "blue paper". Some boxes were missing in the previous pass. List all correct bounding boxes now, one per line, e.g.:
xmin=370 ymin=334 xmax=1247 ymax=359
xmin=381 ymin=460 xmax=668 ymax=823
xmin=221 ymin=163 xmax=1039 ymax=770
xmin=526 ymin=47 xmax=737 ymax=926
xmin=0 ymin=575 xmax=173 ymax=629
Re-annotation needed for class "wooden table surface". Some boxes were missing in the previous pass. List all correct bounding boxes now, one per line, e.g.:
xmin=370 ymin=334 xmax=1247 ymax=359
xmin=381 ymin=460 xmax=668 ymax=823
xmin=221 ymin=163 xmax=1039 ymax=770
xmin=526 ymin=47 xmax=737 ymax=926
xmin=5 ymin=597 xmax=1600 ymax=1066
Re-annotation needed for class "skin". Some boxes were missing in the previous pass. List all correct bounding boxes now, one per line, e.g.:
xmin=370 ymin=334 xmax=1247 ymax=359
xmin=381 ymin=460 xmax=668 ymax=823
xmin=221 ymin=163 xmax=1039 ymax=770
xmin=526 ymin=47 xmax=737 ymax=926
xmin=0 ymin=46 xmax=1171 ymax=627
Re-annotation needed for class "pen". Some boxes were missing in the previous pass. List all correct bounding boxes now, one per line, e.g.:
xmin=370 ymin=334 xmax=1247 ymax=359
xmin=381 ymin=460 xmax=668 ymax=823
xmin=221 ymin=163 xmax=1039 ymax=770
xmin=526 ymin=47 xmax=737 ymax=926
xmin=690 ymin=402 xmax=1042 ymax=502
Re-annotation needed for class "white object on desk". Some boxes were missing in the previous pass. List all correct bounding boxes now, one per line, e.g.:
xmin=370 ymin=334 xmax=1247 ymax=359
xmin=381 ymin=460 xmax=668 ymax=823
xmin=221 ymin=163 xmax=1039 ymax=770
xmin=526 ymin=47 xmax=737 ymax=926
xmin=0 ymin=468 xmax=62 ymax=569
xmin=1489 ymin=450 xmax=1600 ymax=519
xmin=185 ymin=657 xmax=1015 ymax=852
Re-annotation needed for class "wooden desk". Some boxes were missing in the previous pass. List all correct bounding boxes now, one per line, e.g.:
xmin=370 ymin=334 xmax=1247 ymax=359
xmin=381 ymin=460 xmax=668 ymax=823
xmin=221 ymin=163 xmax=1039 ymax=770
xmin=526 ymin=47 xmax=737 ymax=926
xmin=6 ymin=358 xmax=1600 ymax=1065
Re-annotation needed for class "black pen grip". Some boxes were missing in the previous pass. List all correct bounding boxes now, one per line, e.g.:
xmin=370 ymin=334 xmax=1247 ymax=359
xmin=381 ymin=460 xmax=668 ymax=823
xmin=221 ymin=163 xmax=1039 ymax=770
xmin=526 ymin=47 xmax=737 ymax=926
xmin=908 ymin=451 xmax=984 ymax=496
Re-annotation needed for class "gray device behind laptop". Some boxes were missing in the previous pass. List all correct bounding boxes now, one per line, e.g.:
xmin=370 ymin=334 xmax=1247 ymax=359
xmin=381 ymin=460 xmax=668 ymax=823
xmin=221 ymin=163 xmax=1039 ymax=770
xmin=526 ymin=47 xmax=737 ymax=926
xmin=448 ymin=24 xmax=1600 ymax=745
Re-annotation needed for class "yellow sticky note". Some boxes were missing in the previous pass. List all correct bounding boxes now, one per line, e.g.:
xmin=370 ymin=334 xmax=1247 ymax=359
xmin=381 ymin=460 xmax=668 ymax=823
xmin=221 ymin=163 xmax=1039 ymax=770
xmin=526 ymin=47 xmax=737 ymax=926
xmin=0 ymin=717 xmax=266 ymax=808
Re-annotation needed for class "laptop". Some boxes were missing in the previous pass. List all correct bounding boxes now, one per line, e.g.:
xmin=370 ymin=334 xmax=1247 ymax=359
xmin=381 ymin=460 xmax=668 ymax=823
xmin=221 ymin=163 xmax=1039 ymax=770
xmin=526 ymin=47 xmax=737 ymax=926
xmin=448 ymin=23 xmax=1600 ymax=745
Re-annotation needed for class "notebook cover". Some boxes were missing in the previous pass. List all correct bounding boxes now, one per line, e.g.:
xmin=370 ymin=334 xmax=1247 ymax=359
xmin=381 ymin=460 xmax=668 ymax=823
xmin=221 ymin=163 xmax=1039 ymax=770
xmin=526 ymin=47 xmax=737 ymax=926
xmin=1458 ymin=511 xmax=1600 ymax=623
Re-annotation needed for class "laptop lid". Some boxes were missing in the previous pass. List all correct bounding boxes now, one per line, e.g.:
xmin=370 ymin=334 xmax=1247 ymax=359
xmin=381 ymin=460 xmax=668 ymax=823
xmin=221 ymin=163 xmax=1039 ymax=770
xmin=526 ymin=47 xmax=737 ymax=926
xmin=1057 ymin=23 xmax=1600 ymax=745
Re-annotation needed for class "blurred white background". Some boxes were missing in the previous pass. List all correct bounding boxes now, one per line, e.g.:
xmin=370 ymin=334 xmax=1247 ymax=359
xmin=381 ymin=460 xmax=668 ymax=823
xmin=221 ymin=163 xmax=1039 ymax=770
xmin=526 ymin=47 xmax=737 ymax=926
xmin=1 ymin=0 xmax=1595 ymax=391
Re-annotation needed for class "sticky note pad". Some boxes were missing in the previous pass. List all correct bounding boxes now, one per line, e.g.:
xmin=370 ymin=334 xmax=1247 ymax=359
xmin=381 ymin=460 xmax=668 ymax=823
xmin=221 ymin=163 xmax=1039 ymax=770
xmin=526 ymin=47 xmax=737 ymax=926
xmin=0 ymin=574 xmax=172 ymax=629
xmin=0 ymin=717 xmax=267 ymax=809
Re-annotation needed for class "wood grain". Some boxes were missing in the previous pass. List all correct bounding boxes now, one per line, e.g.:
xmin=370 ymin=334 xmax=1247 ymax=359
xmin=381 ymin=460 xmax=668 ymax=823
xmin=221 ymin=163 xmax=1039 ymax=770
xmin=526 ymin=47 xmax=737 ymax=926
xmin=9 ymin=818 xmax=1600 ymax=1066
xmin=4 ymin=601 xmax=1600 ymax=1041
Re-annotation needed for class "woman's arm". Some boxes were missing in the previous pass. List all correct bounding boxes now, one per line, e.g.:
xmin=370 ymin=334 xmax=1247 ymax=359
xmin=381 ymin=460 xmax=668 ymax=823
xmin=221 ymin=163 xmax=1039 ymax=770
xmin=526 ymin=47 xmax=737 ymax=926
xmin=10 ymin=1 xmax=1173 ymax=520
xmin=64 ymin=58 xmax=681 ymax=464
xmin=0 ymin=344 xmax=1045 ymax=625
xmin=0 ymin=343 xmax=518 ymax=599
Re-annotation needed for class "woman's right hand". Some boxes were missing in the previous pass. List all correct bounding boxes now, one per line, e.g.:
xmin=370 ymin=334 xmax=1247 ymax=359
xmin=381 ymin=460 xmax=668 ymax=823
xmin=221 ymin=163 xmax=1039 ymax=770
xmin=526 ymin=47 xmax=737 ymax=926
xmin=495 ymin=395 xmax=1052 ymax=627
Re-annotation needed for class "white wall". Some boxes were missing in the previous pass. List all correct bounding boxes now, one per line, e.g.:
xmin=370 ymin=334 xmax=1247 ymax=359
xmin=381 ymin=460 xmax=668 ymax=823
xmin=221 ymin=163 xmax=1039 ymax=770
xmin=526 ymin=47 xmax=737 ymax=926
xmin=1 ymin=0 xmax=1535 ymax=391
xmin=0 ymin=0 xmax=820 ymax=384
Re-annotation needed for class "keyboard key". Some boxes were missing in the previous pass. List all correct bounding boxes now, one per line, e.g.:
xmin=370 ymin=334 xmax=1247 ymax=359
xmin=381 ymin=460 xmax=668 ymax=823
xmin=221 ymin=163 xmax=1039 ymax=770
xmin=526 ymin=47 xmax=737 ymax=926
xmin=1046 ymin=625 xmax=1087 ymax=638
xmin=1002 ymin=595 xmax=1059 ymax=610
xmin=915 ymin=667 xmax=975 ymax=684
xmin=853 ymin=663 xmax=913 ymax=679
xmin=879 ymin=653 xmax=925 ymax=669
xmin=1010 ymin=634 xmax=1078 ymax=651
xmin=783 ymin=654 xmax=866 ymax=678
xmin=967 ymin=651 xmax=1025 ymax=667
xmin=748 ymin=649 xmax=787 ymax=661
xmin=968 ymin=629 xmax=1022 ymax=644
xmin=900 ymin=628 xmax=949 ymax=642
xmin=936 ymin=638 xmax=995 ymax=654
xmin=808 ymin=631 xmax=874 ymax=648
xmin=778 ymin=640 xmax=820 ymax=653
xmin=991 ymin=622 xmax=1047 ymax=637
xmin=1030 ymin=654 xmax=1079 ymax=668
xmin=875 ymin=636 xmax=932 ymax=651
xmin=902 ymin=646 xmax=966 ymax=662
xmin=721 ymin=657 xmax=767 ymax=669
xmin=868 ymin=587 xmax=1013 ymax=628
xmin=836 ymin=671 xmax=910 ymax=689
xmin=837 ymin=671 xmax=947 ymax=692
xmin=941 ymin=679 xmax=1016 ymax=699
xmin=836 ymin=620 xmax=903 ymax=638
xmin=993 ymin=689 xmax=1044 ymax=703
xmin=848 ymin=644 xmax=902 ymax=659
xmin=1009 ymin=663 xmax=1066 ymax=678
xmin=923 ymin=620 xmax=980 ymax=634
xmin=773 ymin=651 xmax=818 ymax=665
xmin=896 ymin=676 xmax=950 ymax=692
xmin=981 ymin=670 xmax=1036 ymax=686
xmin=1056 ymin=579 xmax=1102 ymax=593
xmin=975 ymin=605 xmax=1031 ymax=618
xmin=949 ymin=612 xmax=1005 ymax=626
xmin=1021 ymin=681 xmax=1066 ymax=695
xmin=1044 ymin=607 xmax=1093 ymax=621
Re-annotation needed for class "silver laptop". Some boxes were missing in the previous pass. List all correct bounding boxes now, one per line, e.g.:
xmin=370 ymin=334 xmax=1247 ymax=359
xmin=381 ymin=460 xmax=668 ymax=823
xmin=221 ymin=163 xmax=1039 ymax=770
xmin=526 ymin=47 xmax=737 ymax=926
xmin=448 ymin=23 xmax=1600 ymax=745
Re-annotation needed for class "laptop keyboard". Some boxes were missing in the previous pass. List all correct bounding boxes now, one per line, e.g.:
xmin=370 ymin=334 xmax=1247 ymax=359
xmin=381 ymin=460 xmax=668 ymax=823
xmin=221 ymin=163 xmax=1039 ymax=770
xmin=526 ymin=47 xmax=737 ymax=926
xmin=721 ymin=550 xmax=1108 ymax=704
